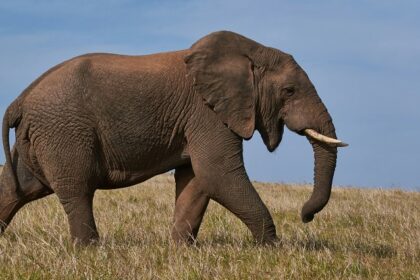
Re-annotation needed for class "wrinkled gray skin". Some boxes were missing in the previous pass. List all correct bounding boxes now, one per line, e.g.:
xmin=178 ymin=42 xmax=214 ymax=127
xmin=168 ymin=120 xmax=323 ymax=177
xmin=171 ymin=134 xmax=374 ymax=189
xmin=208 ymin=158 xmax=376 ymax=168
xmin=1 ymin=31 xmax=339 ymax=245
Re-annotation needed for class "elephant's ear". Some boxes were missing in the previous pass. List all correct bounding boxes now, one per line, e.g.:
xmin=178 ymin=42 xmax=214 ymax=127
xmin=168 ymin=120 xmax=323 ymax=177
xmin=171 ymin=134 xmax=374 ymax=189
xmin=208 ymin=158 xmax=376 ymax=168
xmin=184 ymin=31 xmax=259 ymax=139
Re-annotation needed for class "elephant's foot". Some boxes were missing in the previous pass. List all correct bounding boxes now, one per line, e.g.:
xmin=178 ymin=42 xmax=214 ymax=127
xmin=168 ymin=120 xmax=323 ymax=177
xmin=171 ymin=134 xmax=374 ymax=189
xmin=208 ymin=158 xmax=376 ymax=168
xmin=72 ymin=232 xmax=100 ymax=246
xmin=255 ymin=233 xmax=279 ymax=245
xmin=171 ymin=223 xmax=198 ymax=245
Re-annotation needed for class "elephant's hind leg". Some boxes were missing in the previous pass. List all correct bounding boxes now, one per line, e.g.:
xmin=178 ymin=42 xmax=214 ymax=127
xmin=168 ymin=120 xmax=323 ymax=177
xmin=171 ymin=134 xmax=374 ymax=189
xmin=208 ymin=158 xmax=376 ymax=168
xmin=172 ymin=165 xmax=210 ymax=244
xmin=55 ymin=187 xmax=99 ymax=245
xmin=0 ymin=186 xmax=52 ymax=234
xmin=0 ymin=153 xmax=53 ymax=234
xmin=39 ymin=154 xmax=100 ymax=245
xmin=33 ymin=123 xmax=101 ymax=245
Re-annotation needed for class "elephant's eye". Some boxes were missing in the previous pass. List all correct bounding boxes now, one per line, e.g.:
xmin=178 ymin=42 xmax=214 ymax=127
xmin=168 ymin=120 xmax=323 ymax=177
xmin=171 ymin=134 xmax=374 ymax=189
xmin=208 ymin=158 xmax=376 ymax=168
xmin=282 ymin=86 xmax=295 ymax=97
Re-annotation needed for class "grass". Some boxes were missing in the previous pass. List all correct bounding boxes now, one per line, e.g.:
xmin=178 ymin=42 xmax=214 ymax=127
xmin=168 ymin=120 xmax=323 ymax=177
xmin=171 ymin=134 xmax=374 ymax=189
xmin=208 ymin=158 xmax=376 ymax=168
xmin=0 ymin=166 xmax=419 ymax=279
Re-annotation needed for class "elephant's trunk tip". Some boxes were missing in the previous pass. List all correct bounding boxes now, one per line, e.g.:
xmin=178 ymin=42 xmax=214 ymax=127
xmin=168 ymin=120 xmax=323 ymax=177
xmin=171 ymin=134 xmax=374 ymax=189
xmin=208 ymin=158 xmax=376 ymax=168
xmin=300 ymin=194 xmax=330 ymax=223
xmin=301 ymin=212 xmax=314 ymax=223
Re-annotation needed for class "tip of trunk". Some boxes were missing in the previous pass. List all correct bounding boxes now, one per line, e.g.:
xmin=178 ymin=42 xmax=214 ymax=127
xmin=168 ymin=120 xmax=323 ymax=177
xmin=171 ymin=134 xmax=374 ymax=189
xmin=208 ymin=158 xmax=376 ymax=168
xmin=301 ymin=194 xmax=330 ymax=223
xmin=301 ymin=212 xmax=314 ymax=223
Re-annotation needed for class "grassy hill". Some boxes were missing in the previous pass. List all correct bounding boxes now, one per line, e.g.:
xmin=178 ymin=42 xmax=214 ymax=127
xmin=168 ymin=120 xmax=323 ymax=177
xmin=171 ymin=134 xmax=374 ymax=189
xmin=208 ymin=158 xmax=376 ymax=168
xmin=0 ymin=166 xmax=419 ymax=279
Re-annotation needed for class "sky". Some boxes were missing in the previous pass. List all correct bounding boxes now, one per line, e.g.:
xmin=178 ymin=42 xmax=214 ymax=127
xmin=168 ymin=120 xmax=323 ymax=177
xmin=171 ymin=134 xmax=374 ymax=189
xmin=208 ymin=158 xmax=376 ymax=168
xmin=0 ymin=1 xmax=419 ymax=190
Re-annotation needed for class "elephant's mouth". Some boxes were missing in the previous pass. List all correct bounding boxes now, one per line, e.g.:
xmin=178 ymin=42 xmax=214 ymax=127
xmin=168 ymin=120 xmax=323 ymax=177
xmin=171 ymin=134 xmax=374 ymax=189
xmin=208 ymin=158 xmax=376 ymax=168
xmin=301 ymin=128 xmax=348 ymax=148
xmin=295 ymin=129 xmax=306 ymax=137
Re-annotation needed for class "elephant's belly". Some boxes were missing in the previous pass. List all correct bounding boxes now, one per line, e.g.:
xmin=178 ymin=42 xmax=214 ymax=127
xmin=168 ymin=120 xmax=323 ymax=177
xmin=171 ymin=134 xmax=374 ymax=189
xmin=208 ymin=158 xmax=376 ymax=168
xmin=94 ymin=102 xmax=191 ymax=189
xmin=97 ymin=142 xmax=190 ymax=189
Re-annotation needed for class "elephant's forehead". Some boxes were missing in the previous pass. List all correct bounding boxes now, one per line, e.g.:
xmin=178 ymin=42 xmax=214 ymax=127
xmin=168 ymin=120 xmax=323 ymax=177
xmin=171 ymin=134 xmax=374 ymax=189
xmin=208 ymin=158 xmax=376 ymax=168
xmin=269 ymin=64 xmax=302 ymax=84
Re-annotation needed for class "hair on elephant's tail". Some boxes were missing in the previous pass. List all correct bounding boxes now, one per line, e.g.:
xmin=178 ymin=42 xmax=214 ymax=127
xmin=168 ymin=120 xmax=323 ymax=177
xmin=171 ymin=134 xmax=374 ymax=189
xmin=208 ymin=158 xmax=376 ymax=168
xmin=2 ymin=100 xmax=22 ymax=196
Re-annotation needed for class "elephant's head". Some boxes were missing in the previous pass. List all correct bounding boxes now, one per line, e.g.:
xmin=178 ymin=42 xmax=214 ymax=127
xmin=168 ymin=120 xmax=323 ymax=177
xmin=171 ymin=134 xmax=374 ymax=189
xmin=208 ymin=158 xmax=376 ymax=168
xmin=185 ymin=31 xmax=347 ymax=223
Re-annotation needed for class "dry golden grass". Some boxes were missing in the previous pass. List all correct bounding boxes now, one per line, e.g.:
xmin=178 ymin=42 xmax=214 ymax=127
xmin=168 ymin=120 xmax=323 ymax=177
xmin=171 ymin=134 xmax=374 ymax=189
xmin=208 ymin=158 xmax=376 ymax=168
xmin=0 ymin=166 xmax=419 ymax=279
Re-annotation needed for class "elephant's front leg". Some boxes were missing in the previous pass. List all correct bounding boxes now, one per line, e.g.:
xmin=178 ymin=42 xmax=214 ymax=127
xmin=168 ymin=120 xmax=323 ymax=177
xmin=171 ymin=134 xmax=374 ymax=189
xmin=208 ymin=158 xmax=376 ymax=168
xmin=207 ymin=173 xmax=278 ymax=244
xmin=172 ymin=165 xmax=210 ymax=244
xmin=188 ymin=128 xmax=278 ymax=244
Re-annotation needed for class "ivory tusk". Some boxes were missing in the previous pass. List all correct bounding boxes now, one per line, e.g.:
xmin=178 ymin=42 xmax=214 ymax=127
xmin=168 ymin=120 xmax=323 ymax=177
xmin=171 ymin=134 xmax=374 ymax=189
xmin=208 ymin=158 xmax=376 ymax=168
xmin=304 ymin=129 xmax=349 ymax=147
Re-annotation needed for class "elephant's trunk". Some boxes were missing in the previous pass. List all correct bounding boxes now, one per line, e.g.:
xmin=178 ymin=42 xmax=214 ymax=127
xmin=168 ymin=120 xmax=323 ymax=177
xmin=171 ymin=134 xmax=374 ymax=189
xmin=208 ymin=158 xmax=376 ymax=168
xmin=301 ymin=118 xmax=337 ymax=223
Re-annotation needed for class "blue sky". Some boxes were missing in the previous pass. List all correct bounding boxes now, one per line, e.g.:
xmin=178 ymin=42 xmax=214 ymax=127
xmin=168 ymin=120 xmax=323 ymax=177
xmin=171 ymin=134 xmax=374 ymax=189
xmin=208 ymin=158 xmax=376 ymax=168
xmin=0 ymin=1 xmax=419 ymax=190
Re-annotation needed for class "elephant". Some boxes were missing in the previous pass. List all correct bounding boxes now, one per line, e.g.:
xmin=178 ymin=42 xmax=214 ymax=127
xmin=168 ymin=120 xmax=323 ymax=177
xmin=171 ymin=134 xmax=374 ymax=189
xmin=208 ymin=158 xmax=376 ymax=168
xmin=0 ymin=31 xmax=347 ymax=245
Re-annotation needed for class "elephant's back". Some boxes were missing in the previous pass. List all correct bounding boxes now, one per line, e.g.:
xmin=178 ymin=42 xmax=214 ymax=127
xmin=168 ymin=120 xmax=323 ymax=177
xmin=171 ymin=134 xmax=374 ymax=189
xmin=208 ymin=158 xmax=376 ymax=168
xmin=18 ymin=49 xmax=190 ymax=103
xmin=85 ymin=50 xmax=190 ymax=74
xmin=19 ymin=49 xmax=191 ymax=124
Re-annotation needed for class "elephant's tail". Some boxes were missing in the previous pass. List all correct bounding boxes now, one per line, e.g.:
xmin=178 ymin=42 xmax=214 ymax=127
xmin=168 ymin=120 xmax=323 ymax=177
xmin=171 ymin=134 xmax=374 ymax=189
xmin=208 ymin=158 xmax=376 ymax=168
xmin=2 ymin=100 xmax=22 ymax=195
